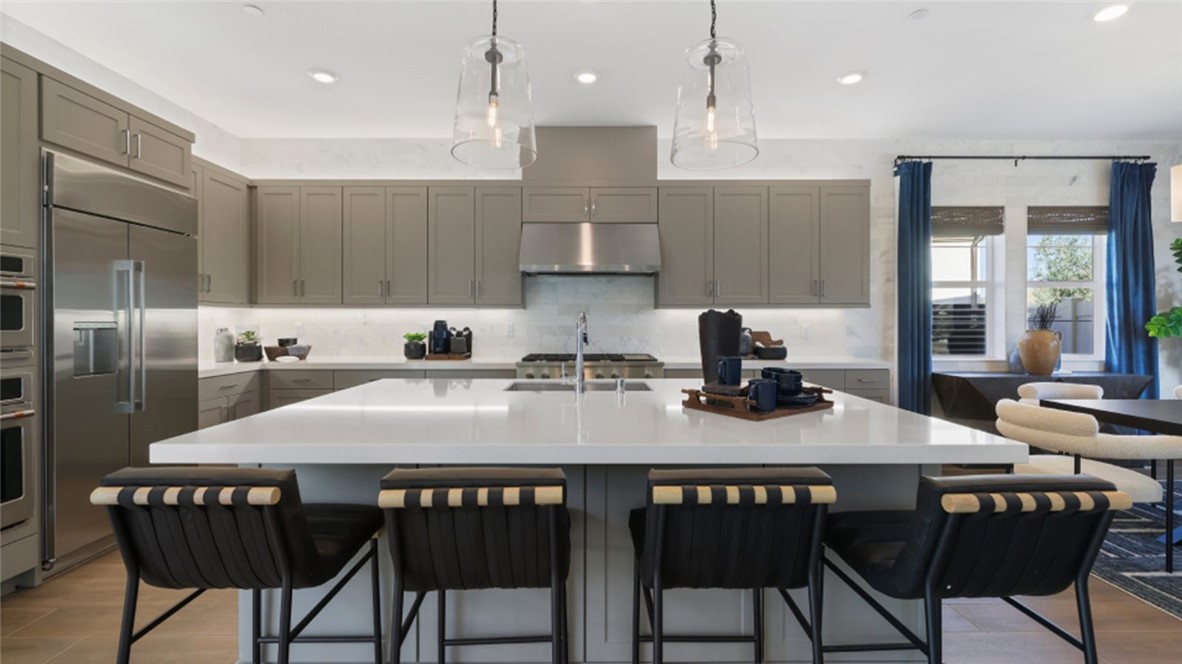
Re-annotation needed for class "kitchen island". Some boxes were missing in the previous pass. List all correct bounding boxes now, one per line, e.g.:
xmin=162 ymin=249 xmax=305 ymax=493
xmin=151 ymin=378 xmax=1026 ymax=663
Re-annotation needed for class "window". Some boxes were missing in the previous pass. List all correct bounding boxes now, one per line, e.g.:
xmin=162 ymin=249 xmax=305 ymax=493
xmin=931 ymin=207 xmax=1004 ymax=356
xmin=1025 ymin=207 xmax=1108 ymax=356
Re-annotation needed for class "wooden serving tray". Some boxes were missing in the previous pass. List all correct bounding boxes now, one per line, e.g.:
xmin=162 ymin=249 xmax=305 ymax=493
xmin=681 ymin=386 xmax=834 ymax=421
xmin=424 ymin=353 xmax=472 ymax=361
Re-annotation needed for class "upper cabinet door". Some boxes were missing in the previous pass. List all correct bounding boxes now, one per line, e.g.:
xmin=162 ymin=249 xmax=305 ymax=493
xmin=298 ymin=186 xmax=343 ymax=304
xmin=127 ymin=115 xmax=191 ymax=188
xmin=589 ymin=187 xmax=658 ymax=223
xmin=255 ymin=186 xmax=301 ymax=304
xmin=712 ymin=186 xmax=769 ymax=305
xmin=342 ymin=187 xmax=388 ymax=305
xmin=769 ymin=185 xmax=821 ymax=305
xmin=428 ymin=187 xmax=476 ymax=305
xmin=657 ymin=187 xmax=714 ymax=307
xmin=41 ymin=77 xmax=129 ymax=167
xmin=818 ymin=184 xmax=871 ymax=305
xmin=386 ymin=187 xmax=429 ymax=305
xmin=201 ymin=169 xmax=251 ymax=304
xmin=474 ymin=187 xmax=523 ymax=307
xmin=192 ymin=165 xmax=205 ymax=298
xmin=1 ymin=57 xmax=40 ymax=249
xmin=522 ymin=187 xmax=589 ymax=222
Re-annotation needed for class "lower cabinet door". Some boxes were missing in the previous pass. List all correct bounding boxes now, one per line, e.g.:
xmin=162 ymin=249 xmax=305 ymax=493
xmin=197 ymin=397 xmax=227 ymax=430
xmin=228 ymin=391 xmax=261 ymax=420
xmin=267 ymin=388 xmax=332 ymax=410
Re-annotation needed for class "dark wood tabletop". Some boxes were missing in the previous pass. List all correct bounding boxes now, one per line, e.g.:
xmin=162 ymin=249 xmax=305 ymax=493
xmin=1041 ymin=399 xmax=1182 ymax=437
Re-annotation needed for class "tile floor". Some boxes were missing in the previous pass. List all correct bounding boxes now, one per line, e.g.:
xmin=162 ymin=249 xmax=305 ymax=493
xmin=2 ymin=550 xmax=1180 ymax=663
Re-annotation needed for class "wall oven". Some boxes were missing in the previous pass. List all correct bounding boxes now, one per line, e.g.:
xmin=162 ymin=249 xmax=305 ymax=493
xmin=0 ymin=246 xmax=37 ymax=350
xmin=0 ymin=366 xmax=36 ymax=531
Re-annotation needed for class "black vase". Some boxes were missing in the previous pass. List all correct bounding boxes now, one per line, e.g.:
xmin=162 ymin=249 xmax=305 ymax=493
xmin=698 ymin=309 xmax=742 ymax=381
xmin=404 ymin=341 xmax=426 ymax=360
xmin=234 ymin=342 xmax=262 ymax=362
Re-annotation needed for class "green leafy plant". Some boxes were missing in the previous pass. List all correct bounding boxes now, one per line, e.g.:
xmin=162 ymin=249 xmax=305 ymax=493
xmin=403 ymin=332 xmax=427 ymax=343
xmin=1146 ymin=238 xmax=1182 ymax=339
xmin=237 ymin=330 xmax=259 ymax=344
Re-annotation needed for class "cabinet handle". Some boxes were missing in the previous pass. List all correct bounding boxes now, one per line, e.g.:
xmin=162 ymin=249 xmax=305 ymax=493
xmin=293 ymin=279 xmax=298 ymax=296
xmin=591 ymin=197 xmax=597 ymax=217
xmin=206 ymin=274 xmax=212 ymax=292
xmin=300 ymin=280 xmax=306 ymax=296
xmin=583 ymin=197 xmax=589 ymax=216
xmin=716 ymin=280 xmax=722 ymax=297
xmin=386 ymin=280 xmax=391 ymax=296
xmin=820 ymin=280 xmax=826 ymax=297
xmin=707 ymin=280 xmax=714 ymax=297
xmin=218 ymin=383 xmax=240 ymax=391
xmin=378 ymin=280 xmax=384 ymax=297
xmin=475 ymin=280 xmax=481 ymax=298
xmin=132 ymin=133 xmax=142 ymax=159
xmin=810 ymin=279 xmax=817 ymax=296
xmin=120 ymin=129 xmax=130 ymax=155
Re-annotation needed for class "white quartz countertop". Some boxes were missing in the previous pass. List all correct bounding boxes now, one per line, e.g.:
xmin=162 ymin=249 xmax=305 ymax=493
xmin=659 ymin=358 xmax=892 ymax=370
xmin=155 ymin=378 xmax=1020 ymax=466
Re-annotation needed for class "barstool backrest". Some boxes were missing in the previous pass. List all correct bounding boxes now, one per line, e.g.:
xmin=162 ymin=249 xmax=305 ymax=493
xmin=91 ymin=467 xmax=319 ymax=590
xmin=640 ymin=468 xmax=835 ymax=590
xmin=889 ymin=475 xmax=1129 ymax=599
xmin=379 ymin=467 xmax=570 ymax=592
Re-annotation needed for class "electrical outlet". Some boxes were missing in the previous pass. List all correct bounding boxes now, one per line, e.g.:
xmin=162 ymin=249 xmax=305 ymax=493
xmin=506 ymin=323 xmax=515 ymax=338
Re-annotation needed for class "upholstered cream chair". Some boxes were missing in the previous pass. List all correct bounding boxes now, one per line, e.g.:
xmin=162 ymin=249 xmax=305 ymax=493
xmin=1016 ymin=382 xmax=1104 ymax=405
xmin=1175 ymin=385 xmax=1182 ymax=399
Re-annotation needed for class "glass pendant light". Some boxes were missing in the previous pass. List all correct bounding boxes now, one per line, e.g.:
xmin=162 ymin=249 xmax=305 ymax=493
xmin=451 ymin=0 xmax=537 ymax=169
xmin=671 ymin=0 xmax=758 ymax=170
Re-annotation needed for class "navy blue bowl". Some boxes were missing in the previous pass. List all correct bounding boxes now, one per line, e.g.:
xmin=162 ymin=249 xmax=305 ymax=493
xmin=761 ymin=367 xmax=803 ymax=395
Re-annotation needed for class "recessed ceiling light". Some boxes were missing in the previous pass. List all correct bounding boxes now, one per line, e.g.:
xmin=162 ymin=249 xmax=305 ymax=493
xmin=242 ymin=4 xmax=264 ymax=17
xmin=1093 ymin=4 xmax=1128 ymax=22
xmin=909 ymin=8 xmax=930 ymax=20
xmin=575 ymin=72 xmax=598 ymax=85
xmin=308 ymin=69 xmax=339 ymax=84
xmin=836 ymin=71 xmax=866 ymax=86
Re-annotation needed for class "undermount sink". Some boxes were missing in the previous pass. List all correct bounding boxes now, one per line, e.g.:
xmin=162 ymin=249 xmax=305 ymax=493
xmin=504 ymin=381 xmax=652 ymax=393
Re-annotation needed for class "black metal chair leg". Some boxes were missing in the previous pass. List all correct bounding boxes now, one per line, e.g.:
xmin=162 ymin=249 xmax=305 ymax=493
xmin=550 ymin=584 xmax=562 ymax=664
xmin=437 ymin=590 xmax=447 ymax=664
xmin=116 ymin=570 xmax=139 ymax=664
xmin=753 ymin=588 xmax=764 ymax=664
xmin=278 ymin=578 xmax=293 ymax=664
xmin=923 ymin=585 xmax=942 ymax=664
xmin=1151 ymin=460 xmax=1157 ymax=480
xmin=560 ymin=580 xmax=570 ymax=664
xmin=1167 ymin=460 xmax=1175 ymax=574
xmin=252 ymin=588 xmax=262 ymax=664
xmin=652 ymin=579 xmax=664 ymax=664
xmin=369 ymin=541 xmax=383 ymax=664
xmin=631 ymin=563 xmax=641 ymax=664
xmin=390 ymin=579 xmax=404 ymax=664
xmin=809 ymin=562 xmax=825 ymax=664
xmin=1075 ymin=577 xmax=1099 ymax=664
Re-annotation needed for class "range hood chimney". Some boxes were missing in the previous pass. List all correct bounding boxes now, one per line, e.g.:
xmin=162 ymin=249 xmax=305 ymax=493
xmin=518 ymin=127 xmax=660 ymax=275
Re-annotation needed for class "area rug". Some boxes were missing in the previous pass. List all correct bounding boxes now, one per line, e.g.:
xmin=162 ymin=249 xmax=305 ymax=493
xmin=1091 ymin=480 xmax=1182 ymax=619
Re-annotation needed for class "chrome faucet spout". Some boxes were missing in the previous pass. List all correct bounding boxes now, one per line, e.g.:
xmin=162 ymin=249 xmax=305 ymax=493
xmin=575 ymin=312 xmax=588 ymax=394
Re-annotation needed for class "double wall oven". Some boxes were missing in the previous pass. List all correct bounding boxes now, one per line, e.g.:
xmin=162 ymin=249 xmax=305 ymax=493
xmin=1 ymin=245 xmax=38 ymax=534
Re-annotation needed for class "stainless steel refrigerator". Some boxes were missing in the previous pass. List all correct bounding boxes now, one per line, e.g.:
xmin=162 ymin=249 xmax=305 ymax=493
xmin=41 ymin=151 xmax=197 ymax=571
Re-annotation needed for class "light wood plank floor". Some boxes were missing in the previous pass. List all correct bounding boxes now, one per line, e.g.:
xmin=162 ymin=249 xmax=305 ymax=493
xmin=2 ymin=550 xmax=1180 ymax=663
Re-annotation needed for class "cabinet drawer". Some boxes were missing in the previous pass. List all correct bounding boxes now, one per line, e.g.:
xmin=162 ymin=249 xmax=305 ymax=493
xmin=845 ymin=370 xmax=889 ymax=390
xmin=663 ymin=368 xmax=703 ymax=380
xmin=198 ymin=372 xmax=261 ymax=401
xmin=334 ymin=370 xmax=425 ymax=390
xmin=267 ymin=389 xmax=332 ymax=410
xmin=844 ymin=388 xmax=891 ymax=404
xmin=197 ymin=397 xmax=227 ymax=430
xmin=426 ymin=369 xmax=517 ymax=380
xmin=522 ymin=187 xmax=589 ymax=222
xmin=799 ymin=370 xmax=845 ymax=390
xmin=268 ymin=370 xmax=334 ymax=390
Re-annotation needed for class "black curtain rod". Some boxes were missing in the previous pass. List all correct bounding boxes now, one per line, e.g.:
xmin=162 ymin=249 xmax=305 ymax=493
xmin=895 ymin=154 xmax=1152 ymax=167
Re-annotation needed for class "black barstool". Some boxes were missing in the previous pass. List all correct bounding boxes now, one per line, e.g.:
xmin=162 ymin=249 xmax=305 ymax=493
xmin=823 ymin=475 xmax=1131 ymax=664
xmin=379 ymin=467 xmax=571 ymax=664
xmin=628 ymin=468 xmax=836 ymax=664
xmin=92 ymin=467 xmax=383 ymax=664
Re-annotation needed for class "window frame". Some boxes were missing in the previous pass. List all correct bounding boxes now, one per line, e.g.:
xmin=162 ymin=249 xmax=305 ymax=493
xmin=1024 ymin=233 xmax=1107 ymax=360
xmin=931 ymin=234 xmax=1003 ymax=359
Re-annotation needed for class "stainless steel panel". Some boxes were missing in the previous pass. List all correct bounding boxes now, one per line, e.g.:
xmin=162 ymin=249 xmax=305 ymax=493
xmin=128 ymin=225 xmax=196 ymax=467
xmin=45 ymin=208 xmax=130 ymax=565
xmin=518 ymin=222 xmax=661 ymax=274
xmin=46 ymin=150 xmax=196 ymax=236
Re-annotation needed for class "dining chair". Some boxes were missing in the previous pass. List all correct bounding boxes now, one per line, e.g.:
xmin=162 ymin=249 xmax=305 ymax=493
xmin=1174 ymin=385 xmax=1182 ymax=399
xmin=996 ymin=398 xmax=1182 ymax=571
xmin=1017 ymin=382 xmax=1103 ymax=405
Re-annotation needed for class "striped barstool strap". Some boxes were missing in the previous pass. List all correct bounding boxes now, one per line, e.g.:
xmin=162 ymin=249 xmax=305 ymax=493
xmin=378 ymin=485 xmax=565 ymax=509
xmin=651 ymin=483 xmax=837 ymax=506
xmin=90 ymin=485 xmax=282 ymax=507
xmin=940 ymin=489 xmax=1132 ymax=515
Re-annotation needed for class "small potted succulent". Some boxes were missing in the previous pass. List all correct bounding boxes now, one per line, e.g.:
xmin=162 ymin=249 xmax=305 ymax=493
xmin=234 ymin=329 xmax=263 ymax=362
xmin=403 ymin=332 xmax=427 ymax=360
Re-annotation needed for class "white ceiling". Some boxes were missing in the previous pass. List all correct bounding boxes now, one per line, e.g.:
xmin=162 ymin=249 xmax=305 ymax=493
xmin=3 ymin=1 xmax=1181 ymax=140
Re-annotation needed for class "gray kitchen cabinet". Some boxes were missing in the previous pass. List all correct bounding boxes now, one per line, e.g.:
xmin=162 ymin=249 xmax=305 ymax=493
xmin=769 ymin=185 xmax=821 ymax=305
xmin=255 ymin=186 xmax=301 ymax=304
xmin=426 ymin=369 xmax=517 ymax=380
xmin=334 ymin=370 xmax=425 ymax=390
xmin=192 ymin=166 xmax=204 ymax=298
xmin=712 ymin=185 xmax=769 ymax=305
xmin=267 ymin=389 xmax=332 ymax=410
xmin=127 ymin=115 xmax=191 ymax=188
xmin=268 ymin=370 xmax=334 ymax=390
xmin=1 ymin=57 xmax=39 ymax=248
xmin=197 ymin=373 xmax=262 ymax=428
xmin=657 ymin=186 xmax=715 ymax=306
xmin=40 ymin=77 xmax=129 ymax=167
xmin=818 ymin=184 xmax=871 ymax=305
xmin=343 ymin=186 xmax=429 ymax=305
xmin=228 ymin=390 xmax=262 ymax=419
xmin=299 ymin=186 xmax=343 ymax=304
xmin=428 ymin=187 xmax=476 ymax=305
xmin=474 ymin=186 xmax=523 ymax=306
xmin=199 ymin=164 xmax=251 ymax=304
xmin=197 ymin=397 xmax=226 ymax=430
xmin=523 ymin=186 xmax=657 ymax=222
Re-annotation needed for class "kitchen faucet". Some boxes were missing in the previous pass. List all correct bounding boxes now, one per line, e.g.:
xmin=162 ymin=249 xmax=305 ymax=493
xmin=575 ymin=312 xmax=588 ymax=394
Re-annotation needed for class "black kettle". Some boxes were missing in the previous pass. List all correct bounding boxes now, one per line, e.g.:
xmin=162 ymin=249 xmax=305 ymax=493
xmin=430 ymin=320 xmax=451 ymax=355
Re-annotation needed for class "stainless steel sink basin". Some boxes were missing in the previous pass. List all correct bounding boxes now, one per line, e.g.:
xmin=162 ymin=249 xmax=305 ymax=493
xmin=504 ymin=381 xmax=652 ymax=393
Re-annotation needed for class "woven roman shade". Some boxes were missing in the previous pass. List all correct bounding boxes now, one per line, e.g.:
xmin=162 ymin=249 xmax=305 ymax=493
xmin=932 ymin=206 xmax=1005 ymax=238
xmin=1027 ymin=206 xmax=1109 ymax=235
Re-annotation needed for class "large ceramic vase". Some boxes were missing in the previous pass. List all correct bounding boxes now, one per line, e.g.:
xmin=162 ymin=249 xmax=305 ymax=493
xmin=699 ymin=309 xmax=742 ymax=380
xmin=1018 ymin=329 xmax=1062 ymax=376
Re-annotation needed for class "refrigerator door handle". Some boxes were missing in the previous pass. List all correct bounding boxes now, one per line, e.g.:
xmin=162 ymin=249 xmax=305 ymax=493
xmin=135 ymin=261 xmax=147 ymax=412
xmin=116 ymin=260 xmax=136 ymax=414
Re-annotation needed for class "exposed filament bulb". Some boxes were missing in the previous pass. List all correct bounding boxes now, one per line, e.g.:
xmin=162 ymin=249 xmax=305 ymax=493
xmin=487 ymin=93 xmax=499 ymax=128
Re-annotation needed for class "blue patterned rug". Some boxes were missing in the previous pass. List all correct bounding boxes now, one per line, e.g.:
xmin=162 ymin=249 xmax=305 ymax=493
xmin=1091 ymin=480 xmax=1182 ymax=619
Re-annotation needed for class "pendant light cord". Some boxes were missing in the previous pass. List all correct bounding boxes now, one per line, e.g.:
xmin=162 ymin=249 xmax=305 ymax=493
xmin=709 ymin=0 xmax=717 ymax=39
xmin=491 ymin=0 xmax=498 ymax=37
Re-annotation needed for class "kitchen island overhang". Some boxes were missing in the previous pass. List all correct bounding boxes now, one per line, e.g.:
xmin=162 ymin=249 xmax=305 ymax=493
xmin=150 ymin=379 xmax=1026 ymax=663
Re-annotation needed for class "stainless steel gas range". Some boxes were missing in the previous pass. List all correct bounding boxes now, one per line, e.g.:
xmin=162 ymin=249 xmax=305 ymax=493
xmin=515 ymin=354 xmax=664 ymax=380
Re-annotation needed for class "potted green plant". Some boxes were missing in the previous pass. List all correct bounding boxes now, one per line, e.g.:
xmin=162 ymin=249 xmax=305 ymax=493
xmin=1019 ymin=302 xmax=1062 ymax=376
xmin=1145 ymin=238 xmax=1182 ymax=339
xmin=403 ymin=332 xmax=427 ymax=360
xmin=234 ymin=329 xmax=263 ymax=362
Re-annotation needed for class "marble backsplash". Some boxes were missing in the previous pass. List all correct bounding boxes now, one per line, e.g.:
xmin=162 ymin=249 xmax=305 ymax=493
xmin=198 ymin=277 xmax=889 ymax=363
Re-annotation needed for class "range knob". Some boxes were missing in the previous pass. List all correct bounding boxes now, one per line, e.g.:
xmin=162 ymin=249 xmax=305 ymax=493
xmin=595 ymin=372 xmax=605 ymax=379
xmin=525 ymin=372 xmax=535 ymax=379
xmin=540 ymin=372 xmax=551 ymax=379
xmin=644 ymin=371 xmax=654 ymax=379
xmin=610 ymin=372 xmax=620 ymax=379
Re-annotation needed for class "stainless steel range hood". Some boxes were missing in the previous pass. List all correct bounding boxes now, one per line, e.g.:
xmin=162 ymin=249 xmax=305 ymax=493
xmin=519 ymin=223 xmax=661 ymax=275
